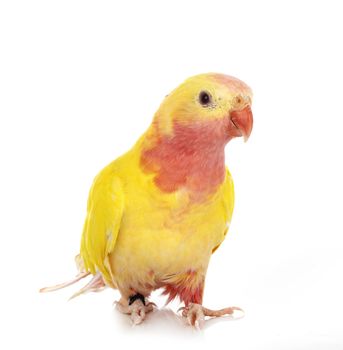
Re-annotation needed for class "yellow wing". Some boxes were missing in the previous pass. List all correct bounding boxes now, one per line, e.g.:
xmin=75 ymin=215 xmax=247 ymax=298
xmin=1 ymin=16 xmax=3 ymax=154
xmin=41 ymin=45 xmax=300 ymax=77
xmin=80 ymin=164 xmax=124 ymax=286
xmin=212 ymin=168 xmax=235 ymax=254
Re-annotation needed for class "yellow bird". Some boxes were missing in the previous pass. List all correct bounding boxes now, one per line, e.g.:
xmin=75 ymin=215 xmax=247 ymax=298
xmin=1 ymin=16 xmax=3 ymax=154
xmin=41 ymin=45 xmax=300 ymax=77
xmin=41 ymin=73 xmax=253 ymax=327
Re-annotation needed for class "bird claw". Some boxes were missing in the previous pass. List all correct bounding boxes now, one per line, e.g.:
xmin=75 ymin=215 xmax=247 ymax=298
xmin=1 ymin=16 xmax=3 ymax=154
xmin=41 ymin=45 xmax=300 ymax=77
xmin=181 ymin=303 xmax=205 ymax=329
xmin=147 ymin=301 xmax=157 ymax=309
xmin=177 ymin=306 xmax=186 ymax=313
xmin=115 ymin=299 xmax=156 ymax=325
xmin=180 ymin=303 xmax=244 ymax=328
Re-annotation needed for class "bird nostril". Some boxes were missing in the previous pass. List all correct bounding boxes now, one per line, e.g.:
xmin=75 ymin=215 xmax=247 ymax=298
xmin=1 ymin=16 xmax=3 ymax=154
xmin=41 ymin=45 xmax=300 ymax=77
xmin=234 ymin=95 xmax=251 ymax=109
xmin=234 ymin=95 xmax=246 ymax=108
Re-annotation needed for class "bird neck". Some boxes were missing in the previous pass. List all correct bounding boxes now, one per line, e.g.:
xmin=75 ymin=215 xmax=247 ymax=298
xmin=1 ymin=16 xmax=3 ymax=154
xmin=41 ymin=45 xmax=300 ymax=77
xmin=139 ymin=119 xmax=227 ymax=195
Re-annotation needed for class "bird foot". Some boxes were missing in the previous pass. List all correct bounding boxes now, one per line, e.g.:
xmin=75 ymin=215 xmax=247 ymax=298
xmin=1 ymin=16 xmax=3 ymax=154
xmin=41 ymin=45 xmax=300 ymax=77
xmin=179 ymin=303 xmax=244 ymax=329
xmin=115 ymin=297 xmax=156 ymax=325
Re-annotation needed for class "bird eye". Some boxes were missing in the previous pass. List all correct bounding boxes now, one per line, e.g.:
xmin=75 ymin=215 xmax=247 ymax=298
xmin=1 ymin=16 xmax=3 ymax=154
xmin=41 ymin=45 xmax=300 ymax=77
xmin=199 ymin=91 xmax=211 ymax=106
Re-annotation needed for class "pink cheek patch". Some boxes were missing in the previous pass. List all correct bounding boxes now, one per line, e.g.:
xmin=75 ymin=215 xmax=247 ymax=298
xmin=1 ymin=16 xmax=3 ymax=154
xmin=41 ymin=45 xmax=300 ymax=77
xmin=140 ymin=119 xmax=228 ymax=195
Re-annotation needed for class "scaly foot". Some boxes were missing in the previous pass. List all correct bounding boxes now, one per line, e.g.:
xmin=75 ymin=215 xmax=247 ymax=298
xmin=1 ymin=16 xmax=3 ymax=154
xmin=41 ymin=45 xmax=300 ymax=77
xmin=180 ymin=303 xmax=243 ymax=328
xmin=115 ymin=294 xmax=156 ymax=325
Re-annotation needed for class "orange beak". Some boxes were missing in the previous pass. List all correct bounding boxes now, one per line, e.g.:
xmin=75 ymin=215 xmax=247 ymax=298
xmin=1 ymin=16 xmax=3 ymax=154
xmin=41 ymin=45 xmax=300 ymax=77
xmin=230 ymin=105 xmax=253 ymax=142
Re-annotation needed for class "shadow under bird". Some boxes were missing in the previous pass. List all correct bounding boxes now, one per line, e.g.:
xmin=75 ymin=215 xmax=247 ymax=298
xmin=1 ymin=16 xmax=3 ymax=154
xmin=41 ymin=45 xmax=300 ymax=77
xmin=41 ymin=73 xmax=253 ymax=328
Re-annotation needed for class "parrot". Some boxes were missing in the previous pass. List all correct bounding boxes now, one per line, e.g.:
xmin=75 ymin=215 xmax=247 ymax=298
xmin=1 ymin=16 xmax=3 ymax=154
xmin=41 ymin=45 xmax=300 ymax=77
xmin=40 ymin=73 xmax=253 ymax=328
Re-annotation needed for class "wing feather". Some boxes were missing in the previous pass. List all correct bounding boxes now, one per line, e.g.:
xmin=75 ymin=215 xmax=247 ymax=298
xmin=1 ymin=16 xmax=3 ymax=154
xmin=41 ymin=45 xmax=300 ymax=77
xmin=212 ymin=168 xmax=235 ymax=254
xmin=80 ymin=167 xmax=124 ymax=285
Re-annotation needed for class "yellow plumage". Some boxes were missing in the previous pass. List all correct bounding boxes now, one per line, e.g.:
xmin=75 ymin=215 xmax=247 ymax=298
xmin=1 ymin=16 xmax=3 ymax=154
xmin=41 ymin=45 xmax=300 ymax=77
xmin=42 ymin=73 xmax=253 ymax=325
xmin=80 ymin=73 xmax=252 ymax=303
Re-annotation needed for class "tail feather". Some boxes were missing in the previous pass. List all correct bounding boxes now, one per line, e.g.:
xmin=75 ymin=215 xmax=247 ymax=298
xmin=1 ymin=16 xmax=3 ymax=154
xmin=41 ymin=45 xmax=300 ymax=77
xmin=40 ymin=254 xmax=107 ymax=299
xmin=68 ymin=272 xmax=106 ymax=300
xmin=39 ymin=271 xmax=91 ymax=293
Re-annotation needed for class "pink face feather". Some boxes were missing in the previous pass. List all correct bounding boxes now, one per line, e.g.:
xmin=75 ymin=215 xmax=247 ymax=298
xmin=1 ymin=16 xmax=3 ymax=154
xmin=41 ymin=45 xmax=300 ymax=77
xmin=140 ymin=118 xmax=228 ymax=196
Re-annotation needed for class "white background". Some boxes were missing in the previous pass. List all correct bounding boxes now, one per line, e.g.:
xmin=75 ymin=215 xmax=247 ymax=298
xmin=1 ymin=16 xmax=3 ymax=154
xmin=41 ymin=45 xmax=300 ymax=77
xmin=1 ymin=1 xmax=342 ymax=349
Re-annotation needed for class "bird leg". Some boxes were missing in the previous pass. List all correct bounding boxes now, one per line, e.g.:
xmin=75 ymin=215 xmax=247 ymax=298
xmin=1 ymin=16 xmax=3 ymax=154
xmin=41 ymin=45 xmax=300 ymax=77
xmin=115 ymin=293 xmax=156 ymax=325
xmin=179 ymin=303 xmax=243 ymax=328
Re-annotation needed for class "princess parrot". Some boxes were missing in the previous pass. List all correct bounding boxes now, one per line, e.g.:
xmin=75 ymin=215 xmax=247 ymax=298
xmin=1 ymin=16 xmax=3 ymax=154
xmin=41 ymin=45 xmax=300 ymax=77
xmin=41 ymin=73 xmax=253 ymax=327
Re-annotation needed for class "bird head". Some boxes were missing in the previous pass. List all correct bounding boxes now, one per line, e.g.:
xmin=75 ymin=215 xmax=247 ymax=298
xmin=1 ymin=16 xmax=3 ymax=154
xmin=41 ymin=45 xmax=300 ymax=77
xmin=154 ymin=73 xmax=253 ymax=143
